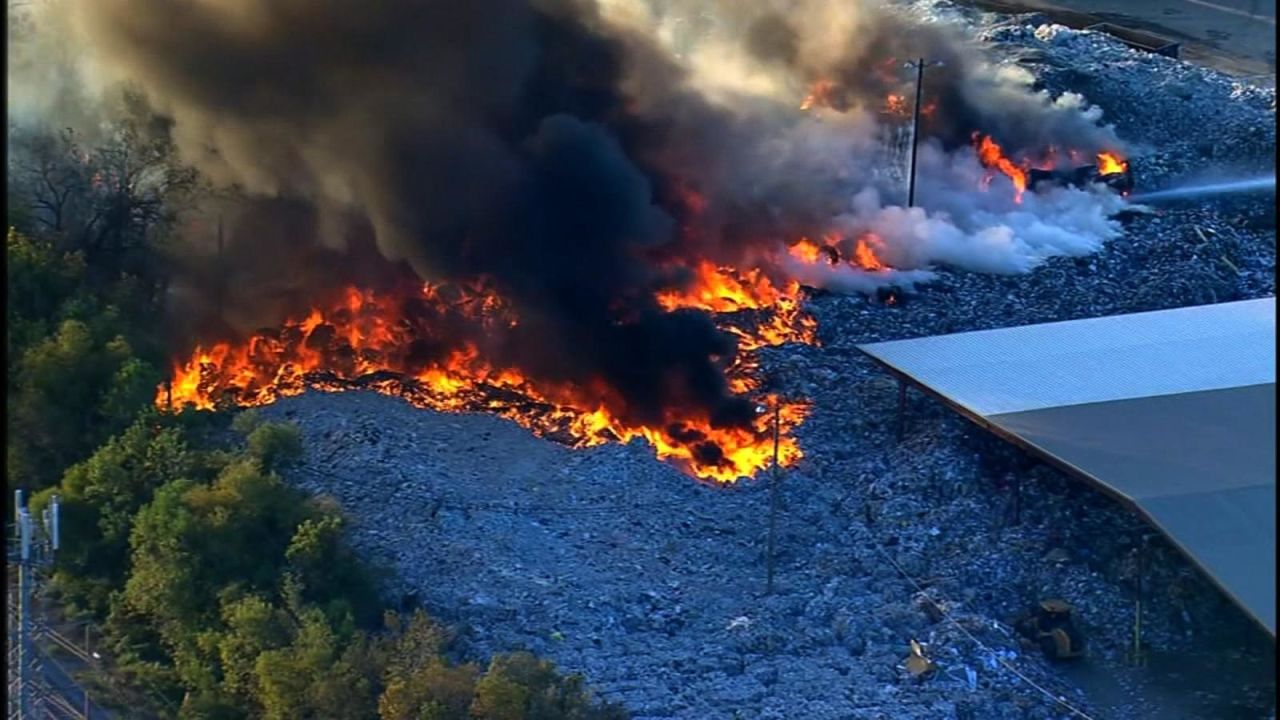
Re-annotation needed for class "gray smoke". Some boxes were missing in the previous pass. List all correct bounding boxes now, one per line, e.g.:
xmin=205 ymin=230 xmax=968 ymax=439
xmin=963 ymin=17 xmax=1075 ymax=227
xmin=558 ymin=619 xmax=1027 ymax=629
xmin=9 ymin=0 xmax=1131 ymax=428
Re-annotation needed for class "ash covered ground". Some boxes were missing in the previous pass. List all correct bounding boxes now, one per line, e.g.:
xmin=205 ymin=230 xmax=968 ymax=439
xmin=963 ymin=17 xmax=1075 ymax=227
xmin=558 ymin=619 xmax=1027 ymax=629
xmin=262 ymin=7 xmax=1276 ymax=720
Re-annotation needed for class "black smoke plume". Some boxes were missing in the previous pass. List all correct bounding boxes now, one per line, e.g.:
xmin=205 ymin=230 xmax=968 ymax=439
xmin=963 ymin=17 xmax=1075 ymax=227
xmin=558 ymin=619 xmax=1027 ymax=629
xmin=35 ymin=0 xmax=1127 ymax=427
xmin=57 ymin=0 xmax=781 ymax=427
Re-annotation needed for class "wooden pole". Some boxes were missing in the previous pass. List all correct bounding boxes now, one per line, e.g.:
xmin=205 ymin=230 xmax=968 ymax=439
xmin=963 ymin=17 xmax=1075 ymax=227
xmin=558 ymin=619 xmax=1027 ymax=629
xmin=896 ymin=379 xmax=908 ymax=441
xmin=1132 ymin=536 xmax=1148 ymax=666
xmin=907 ymin=57 xmax=926 ymax=208
xmin=765 ymin=400 xmax=782 ymax=595
xmin=1012 ymin=474 xmax=1021 ymax=525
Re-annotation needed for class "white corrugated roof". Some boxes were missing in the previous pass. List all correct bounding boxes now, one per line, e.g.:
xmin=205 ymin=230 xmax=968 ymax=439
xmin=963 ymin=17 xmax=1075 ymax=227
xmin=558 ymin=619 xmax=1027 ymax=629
xmin=858 ymin=298 xmax=1277 ymax=636
xmin=857 ymin=298 xmax=1275 ymax=416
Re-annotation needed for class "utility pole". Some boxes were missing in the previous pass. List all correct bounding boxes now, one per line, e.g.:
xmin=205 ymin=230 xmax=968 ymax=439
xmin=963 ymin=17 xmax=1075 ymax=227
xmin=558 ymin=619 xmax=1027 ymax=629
xmin=896 ymin=379 xmax=908 ymax=441
xmin=1130 ymin=534 xmax=1152 ymax=667
xmin=8 ymin=489 xmax=60 ymax=720
xmin=904 ymin=58 xmax=944 ymax=208
xmin=765 ymin=400 xmax=782 ymax=595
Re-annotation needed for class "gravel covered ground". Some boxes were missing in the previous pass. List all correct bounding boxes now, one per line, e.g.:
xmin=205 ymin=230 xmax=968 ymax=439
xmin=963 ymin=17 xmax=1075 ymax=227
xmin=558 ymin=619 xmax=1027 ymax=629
xmin=262 ymin=7 xmax=1275 ymax=720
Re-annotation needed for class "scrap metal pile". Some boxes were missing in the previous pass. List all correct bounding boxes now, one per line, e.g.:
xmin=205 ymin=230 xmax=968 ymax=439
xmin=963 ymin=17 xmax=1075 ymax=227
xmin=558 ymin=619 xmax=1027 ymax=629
xmin=262 ymin=5 xmax=1276 ymax=720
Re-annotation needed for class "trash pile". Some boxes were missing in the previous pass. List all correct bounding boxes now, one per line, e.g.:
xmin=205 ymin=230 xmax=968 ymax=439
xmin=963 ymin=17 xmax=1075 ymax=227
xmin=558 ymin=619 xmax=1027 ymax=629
xmin=262 ymin=6 xmax=1275 ymax=719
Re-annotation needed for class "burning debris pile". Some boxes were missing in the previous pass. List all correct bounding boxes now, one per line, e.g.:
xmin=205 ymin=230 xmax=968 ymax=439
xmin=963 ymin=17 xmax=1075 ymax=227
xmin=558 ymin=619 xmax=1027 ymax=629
xmin=30 ymin=0 xmax=1134 ymax=482
xmin=162 ymin=274 xmax=814 ymax=481
xmin=974 ymin=134 xmax=1133 ymax=201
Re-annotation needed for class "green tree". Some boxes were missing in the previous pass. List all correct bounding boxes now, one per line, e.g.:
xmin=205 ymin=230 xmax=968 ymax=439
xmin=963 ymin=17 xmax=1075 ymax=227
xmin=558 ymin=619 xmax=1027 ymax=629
xmin=20 ymin=399 xmax=626 ymax=720
xmin=245 ymin=421 xmax=302 ymax=472
xmin=5 ymin=228 xmax=85 ymax=358
xmin=285 ymin=511 xmax=380 ymax=627
xmin=374 ymin=610 xmax=450 ymax=679
xmin=214 ymin=595 xmax=293 ymax=707
xmin=122 ymin=459 xmax=307 ymax=654
xmin=8 ymin=316 xmax=158 ymax=492
xmin=378 ymin=660 xmax=479 ymax=720
xmin=121 ymin=478 xmax=206 ymax=673
xmin=33 ymin=418 xmax=193 ymax=616
xmin=253 ymin=608 xmax=377 ymax=720
xmin=111 ymin=422 xmax=383 ymax=712
xmin=472 ymin=654 xmax=626 ymax=720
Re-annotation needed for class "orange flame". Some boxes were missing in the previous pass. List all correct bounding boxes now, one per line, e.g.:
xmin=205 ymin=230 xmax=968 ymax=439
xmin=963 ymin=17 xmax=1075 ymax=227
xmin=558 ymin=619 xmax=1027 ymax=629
xmin=160 ymin=272 xmax=817 ymax=483
xmin=655 ymin=260 xmax=785 ymax=313
xmin=1097 ymin=151 xmax=1128 ymax=176
xmin=788 ymin=234 xmax=888 ymax=273
xmin=800 ymin=79 xmax=840 ymax=111
xmin=656 ymin=260 xmax=818 ymax=355
xmin=885 ymin=93 xmax=909 ymax=118
xmin=787 ymin=237 xmax=823 ymax=264
xmin=852 ymin=234 xmax=887 ymax=271
xmin=974 ymin=133 xmax=1028 ymax=203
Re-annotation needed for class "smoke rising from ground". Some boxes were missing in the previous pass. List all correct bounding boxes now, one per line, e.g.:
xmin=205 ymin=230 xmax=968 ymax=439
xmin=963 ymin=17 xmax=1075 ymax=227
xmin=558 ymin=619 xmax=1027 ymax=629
xmin=12 ymin=0 xmax=1129 ymax=425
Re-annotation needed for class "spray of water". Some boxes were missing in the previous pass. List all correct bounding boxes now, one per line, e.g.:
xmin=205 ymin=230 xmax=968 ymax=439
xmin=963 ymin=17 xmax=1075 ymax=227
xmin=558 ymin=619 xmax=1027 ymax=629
xmin=1128 ymin=176 xmax=1276 ymax=203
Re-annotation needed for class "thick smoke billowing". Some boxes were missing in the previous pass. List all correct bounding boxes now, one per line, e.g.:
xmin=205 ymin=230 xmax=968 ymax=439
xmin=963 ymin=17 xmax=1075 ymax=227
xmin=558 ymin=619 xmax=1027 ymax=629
xmin=14 ymin=0 xmax=1129 ymax=427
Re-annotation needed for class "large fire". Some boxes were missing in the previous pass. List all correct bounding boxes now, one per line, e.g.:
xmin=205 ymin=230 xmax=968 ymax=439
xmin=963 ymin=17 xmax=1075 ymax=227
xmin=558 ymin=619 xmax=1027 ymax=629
xmin=158 ymin=118 xmax=1121 ymax=484
xmin=159 ymin=270 xmax=817 ymax=483
xmin=974 ymin=133 xmax=1129 ymax=202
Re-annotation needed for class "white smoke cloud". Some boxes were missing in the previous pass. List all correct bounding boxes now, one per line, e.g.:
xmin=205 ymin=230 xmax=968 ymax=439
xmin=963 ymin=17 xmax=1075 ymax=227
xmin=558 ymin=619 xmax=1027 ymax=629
xmin=600 ymin=0 xmax=1130 ymax=293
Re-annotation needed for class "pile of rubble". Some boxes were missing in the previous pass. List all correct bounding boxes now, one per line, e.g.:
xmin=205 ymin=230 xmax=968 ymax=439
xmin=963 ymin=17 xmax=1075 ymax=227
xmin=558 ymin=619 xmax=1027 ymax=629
xmin=262 ymin=7 xmax=1275 ymax=720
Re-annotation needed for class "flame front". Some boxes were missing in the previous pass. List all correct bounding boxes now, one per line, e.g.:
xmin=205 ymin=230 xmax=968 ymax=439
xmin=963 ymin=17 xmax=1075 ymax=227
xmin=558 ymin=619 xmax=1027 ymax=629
xmin=974 ymin=135 xmax=1129 ymax=201
xmin=159 ymin=271 xmax=816 ymax=483
xmin=974 ymin=133 xmax=1028 ymax=202
xmin=852 ymin=235 xmax=888 ymax=272
xmin=788 ymin=234 xmax=889 ymax=273
xmin=788 ymin=237 xmax=825 ymax=264
xmin=1097 ymin=151 xmax=1128 ymax=176
xmin=655 ymin=260 xmax=786 ymax=313
xmin=799 ymin=79 xmax=839 ymax=111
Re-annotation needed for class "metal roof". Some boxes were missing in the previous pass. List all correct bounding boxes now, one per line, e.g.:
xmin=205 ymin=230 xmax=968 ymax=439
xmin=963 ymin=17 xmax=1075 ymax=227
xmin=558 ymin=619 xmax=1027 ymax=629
xmin=859 ymin=298 xmax=1275 ymax=415
xmin=858 ymin=298 xmax=1277 ymax=635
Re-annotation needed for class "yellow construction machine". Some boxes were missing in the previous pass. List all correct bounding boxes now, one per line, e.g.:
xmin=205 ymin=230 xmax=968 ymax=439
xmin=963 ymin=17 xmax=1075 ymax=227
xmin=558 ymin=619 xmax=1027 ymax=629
xmin=1016 ymin=599 xmax=1085 ymax=661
